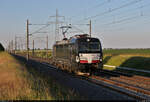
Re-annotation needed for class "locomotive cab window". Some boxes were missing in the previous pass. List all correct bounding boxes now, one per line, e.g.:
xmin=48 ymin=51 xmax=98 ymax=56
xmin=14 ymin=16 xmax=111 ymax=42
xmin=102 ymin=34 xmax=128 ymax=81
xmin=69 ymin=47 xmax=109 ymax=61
xmin=89 ymin=42 xmax=100 ymax=50
xmin=78 ymin=38 xmax=101 ymax=53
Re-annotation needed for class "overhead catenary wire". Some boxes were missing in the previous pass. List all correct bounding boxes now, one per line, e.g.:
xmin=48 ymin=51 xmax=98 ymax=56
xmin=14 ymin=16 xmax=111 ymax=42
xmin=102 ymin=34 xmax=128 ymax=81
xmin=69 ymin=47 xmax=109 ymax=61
xmin=101 ymin=14 xmax=150 ymax=32
xmin=30 ymin=23 xmax=51 ymax=35
xmin=99 ymin=6 xmax=150 ymax=29
xmin=71 ymin=0 xmax=108 ymax=20
xmin=93 ymin=1 xmax=150 ymax=24
xmin=75 ymin=0 xmax=143 ymax=24
xmin=92 ymin=0 xmax=111 ymax=9
xmin=86 ymin=0 xmax=150 ymax=34
xmin=70 ymin=25 xmax=86 ymax=34
xmin=102 ymin=13 xmax=142 ymax=26
xmin=69 ymin=0 xmax=150 ymax=38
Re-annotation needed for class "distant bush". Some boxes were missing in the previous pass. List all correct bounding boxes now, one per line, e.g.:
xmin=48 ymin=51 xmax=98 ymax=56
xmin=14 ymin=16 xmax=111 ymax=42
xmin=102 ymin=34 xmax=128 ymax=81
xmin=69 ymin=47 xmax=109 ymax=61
xmin=0 ymin=43 xmax=4 ymax=51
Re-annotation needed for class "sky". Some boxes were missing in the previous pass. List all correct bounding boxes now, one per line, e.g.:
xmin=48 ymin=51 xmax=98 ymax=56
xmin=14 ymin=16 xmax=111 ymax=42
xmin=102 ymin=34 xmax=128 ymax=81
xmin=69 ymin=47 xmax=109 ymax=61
xmin=0 ymin=0 xmax=150 ymax=49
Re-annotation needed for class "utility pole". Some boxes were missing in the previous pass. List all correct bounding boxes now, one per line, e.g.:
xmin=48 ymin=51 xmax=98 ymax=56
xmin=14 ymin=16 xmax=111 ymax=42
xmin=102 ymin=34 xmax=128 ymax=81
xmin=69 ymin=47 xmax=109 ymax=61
xmin=18 ymin=43 xmax=20 ymax=51
xmin=15 ymin=36 xmax=17 ymax=54
xmin=11 ymin=40 xmax=14 ymax=54
xmin=21 ymin=41 xmax=24 ymax=50
xmin=8 ymin=41 xmax=10 ymax=53
xmin=46 ymin=35 xmax=48 ymax=59
xmin=10 ymin=40 xmax=12 ymax=53
xmin=26 ymin=19 xmax=29 ymax=61
xmin=9 ymin=41 xmax=11 ymax=53
xmin=32 ymin=40 xmax=34 ymax=56
xmin=89 ymin=20 xmax=92 ymax=37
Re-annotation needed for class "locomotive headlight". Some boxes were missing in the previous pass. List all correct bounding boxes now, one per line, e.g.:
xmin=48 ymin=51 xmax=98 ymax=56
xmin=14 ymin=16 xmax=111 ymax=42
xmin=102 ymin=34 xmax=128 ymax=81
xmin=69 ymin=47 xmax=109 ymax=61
xmin=87 ymin=39 xmax=90 ymax=42
xmin=76 ymin=56 xmax=79 ymax=62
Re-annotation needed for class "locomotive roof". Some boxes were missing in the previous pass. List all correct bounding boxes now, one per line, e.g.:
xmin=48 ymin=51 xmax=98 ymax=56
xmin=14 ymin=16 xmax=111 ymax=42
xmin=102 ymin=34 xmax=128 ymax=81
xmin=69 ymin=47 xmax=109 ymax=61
xmin=54 ymin=34 xmax=99 ymax=45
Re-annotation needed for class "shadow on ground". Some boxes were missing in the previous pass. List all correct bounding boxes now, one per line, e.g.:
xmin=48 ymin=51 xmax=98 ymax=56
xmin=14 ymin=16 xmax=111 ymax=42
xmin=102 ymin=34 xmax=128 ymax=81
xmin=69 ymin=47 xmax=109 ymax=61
xmin=103 ymin=54 xmax=118 ymax=64
xmin=119 ymin=56 xmax=150 ymax=70
xmin=118 ymin=56 xmax=150 ymax=77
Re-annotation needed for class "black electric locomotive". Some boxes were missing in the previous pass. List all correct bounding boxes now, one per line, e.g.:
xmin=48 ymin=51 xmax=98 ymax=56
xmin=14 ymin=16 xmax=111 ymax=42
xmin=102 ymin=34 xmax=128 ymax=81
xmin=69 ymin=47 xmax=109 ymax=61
xmin=52 ymin=34 xmax=103 ymax=74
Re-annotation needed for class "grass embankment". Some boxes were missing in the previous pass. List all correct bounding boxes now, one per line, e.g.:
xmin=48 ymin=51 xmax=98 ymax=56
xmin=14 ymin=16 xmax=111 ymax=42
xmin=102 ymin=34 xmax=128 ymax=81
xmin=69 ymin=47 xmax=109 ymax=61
xmin=103 ymin=49 xmax=150 ymax=76
xmin=0 ymin=52 xmax=81 ymax=100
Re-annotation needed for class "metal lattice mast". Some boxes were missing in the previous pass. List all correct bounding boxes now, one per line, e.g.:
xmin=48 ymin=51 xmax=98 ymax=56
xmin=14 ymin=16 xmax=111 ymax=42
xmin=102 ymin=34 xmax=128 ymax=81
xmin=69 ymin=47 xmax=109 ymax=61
xmin=49 ymin=9 xmax=65 ymax=42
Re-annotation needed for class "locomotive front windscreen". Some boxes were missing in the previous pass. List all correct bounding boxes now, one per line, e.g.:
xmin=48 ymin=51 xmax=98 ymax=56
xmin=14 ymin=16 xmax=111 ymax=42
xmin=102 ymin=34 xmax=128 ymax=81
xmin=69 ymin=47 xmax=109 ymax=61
xmin=78 ymin=38 xmax=101 ymax=53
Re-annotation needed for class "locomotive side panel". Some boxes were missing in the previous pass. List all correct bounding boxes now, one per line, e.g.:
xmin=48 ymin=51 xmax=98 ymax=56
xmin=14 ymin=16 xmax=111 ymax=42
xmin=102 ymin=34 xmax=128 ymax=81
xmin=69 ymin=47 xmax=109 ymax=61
xmin=53 ymin=44 xmax=73 ymax=72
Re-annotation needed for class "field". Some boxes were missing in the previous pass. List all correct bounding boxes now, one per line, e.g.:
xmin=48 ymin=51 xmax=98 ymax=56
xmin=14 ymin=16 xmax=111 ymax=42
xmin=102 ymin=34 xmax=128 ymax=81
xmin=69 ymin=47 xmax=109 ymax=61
xmin=103 ymin=49 xmax=150 ymax=76
xmin=0 ymin=52 xmax=81 ymax=100
xmin=15 ymin=49 xmax=52 ymax=58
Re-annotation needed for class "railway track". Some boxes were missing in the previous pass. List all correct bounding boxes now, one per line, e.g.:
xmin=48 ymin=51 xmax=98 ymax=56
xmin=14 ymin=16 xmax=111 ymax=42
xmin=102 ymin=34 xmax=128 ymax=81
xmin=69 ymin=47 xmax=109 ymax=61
xmin=41 ymin=62 xmax=150 ymax=100
xmin=92 ymin=70 xmax=150 ymax=99
xmin=40 ymin=62 xmax=150 ymax=101
xmin=14 ymin=54 xmax=150 ymax=101
xmin=89 ymin=75 xmax=150 ymax=100
xmin=97 ymin=70 xmax=150 ymax=90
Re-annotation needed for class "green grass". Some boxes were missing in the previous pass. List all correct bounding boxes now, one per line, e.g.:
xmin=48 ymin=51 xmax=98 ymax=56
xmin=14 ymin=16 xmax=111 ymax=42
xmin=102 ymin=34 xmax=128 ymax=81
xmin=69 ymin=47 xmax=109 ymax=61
xmin=0 ymin=52 xmax=83 ymax=100
xmin=103 ymin=49 xmax=150 ymax=76
xmin=103 ymin=54 xmax=150 ymax=70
